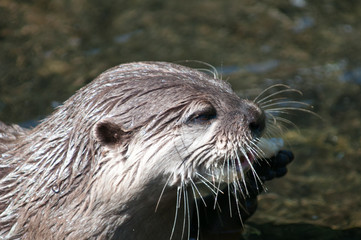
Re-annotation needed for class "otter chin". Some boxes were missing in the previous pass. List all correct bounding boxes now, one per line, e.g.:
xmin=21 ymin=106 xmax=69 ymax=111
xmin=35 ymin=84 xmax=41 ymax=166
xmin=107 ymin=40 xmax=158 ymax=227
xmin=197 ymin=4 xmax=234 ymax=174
xmin=0 ymin=62 xmax=296 ymax=239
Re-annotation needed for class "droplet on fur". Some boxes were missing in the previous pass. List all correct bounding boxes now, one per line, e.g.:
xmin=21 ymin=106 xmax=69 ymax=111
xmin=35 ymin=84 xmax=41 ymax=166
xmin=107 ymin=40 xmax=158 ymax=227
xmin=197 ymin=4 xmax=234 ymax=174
xmin=52 ymin=184 xmax=60 ymax=193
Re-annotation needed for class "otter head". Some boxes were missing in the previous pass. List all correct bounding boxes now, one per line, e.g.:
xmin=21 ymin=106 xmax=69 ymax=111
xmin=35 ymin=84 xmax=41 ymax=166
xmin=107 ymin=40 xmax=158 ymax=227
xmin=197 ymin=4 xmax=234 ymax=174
xmin=0 ymin=62 xmax=301 ymax=239
xmin=85 ymin=62 xmax=266 ymax=204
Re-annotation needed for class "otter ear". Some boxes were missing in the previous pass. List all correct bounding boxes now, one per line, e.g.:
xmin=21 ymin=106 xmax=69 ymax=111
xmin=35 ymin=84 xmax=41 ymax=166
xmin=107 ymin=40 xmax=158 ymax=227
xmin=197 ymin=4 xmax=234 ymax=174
xmin=93 ymin=120 xmax=127 ymax=146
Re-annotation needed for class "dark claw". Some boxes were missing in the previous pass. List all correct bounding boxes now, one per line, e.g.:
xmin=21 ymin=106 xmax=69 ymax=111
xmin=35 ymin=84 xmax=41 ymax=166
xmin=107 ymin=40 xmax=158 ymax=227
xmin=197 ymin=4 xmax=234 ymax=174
xmin=271 ymin=150 xmax=294 ymax=167
xmin=252 ymin=150 xmax=294 ymax=183
xmin=259 ymin=170 xmax=276 ymax=182
xmin=274 ymin=167 xmax=288 ymax=177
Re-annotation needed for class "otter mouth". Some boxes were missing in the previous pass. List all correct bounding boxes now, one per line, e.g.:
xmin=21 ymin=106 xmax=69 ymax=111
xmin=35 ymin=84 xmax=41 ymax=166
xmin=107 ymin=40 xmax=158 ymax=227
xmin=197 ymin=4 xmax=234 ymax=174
xmin=194 ymin=138 xmax=284 ymax=194
xmin=195 ymin=152 xmax=255 ymax=190
xmin=215 ymin=152 xmax=255 ymax=184
xmin=224 ymin=138 xmax=284 ymax=180
xmin=229 ymin=152 xmax=256 ymax=173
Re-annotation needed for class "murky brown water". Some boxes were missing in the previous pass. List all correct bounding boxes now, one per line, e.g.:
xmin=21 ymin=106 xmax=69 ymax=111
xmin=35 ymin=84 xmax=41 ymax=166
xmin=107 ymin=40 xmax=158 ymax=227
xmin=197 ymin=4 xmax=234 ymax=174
xmin=1 ymin=0 xmax=360 ymax=239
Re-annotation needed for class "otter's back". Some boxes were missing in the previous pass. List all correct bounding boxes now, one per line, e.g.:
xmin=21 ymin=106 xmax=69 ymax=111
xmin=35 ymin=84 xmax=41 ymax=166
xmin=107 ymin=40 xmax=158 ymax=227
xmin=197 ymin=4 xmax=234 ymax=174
xmin=0 ymin=121 xmax=27 ymax=154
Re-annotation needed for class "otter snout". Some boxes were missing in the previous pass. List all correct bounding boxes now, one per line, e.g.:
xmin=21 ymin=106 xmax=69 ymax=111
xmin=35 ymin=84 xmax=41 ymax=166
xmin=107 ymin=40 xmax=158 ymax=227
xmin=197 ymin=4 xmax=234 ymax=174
xmin=243 ymin=100 xmax=266 ymax=139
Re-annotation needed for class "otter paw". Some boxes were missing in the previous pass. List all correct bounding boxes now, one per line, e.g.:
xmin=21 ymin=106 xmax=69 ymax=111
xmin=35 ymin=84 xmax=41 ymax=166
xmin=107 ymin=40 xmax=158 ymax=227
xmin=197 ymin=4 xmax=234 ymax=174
xmin=257 ymin=150 xmax=294 ymax=182
xmin=245 ymin=150 xmax=294 ymax=198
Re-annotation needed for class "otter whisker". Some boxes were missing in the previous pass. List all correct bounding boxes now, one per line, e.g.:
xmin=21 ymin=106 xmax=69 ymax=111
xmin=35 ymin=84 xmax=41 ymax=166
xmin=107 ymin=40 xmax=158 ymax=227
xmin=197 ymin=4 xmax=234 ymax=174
xmin=249 ymin=141 xmax=267 ymax=160
xmin=190 ymin=184 xmax=200 ymax=240
xmin=255 ymin=96 xmax=288 ymax=107
xmin=197 ymin=68 xmax=218 ymax=79
xmin=231 ymin=149 xmax=249 ymax=201
xmin=255 ymin=86 xmax=302 ymax=105
xmin=265 ymin=111 xmax=279 ymax=126
xmin=240 ymin=148 xmax=264 ymax=194
xmin=263 ymin=126 xmax=286 ymax=141
xmin=247 ymin=140 xmax=271 ymax=169
xmin=248 ymin=140 xmax=265 ymax=157
xmin=260 ymin=100 xmax=312 ymax=110
xmin=185 ymin=187 xmax=191 ymax=240
xmin=189 ymin=178 xmax=207 ymax=206
xmin=265 ymin=107 xmax=316 ymax=115
xmin=195 ymin=173 xmax=223 ymax=195
xmin=269 ymin=115 xmax=299 ymax=131
xmin=265 ymin=112 xmax=293 ymax=135
xmin=236 ymin=147 xmax=249 ymax=196
xmin=232 ymin=181 xmax=245 ymax=226
xmin=213 ymin=155 xmax=228 ymax=210
xmin=230 ymin=149 xmax=247 ymax=195
xmin=204 ymin=170 xmax=221 ymax=193
xmin=155 ymin=172 xmax=174 ymax=212
xmin=256 ymin=88 xmax=303 ymax=105
xmin=204 ymin=170 xmax=217 ymax=180
xmin=170 ymin=186 xmax=182 ymax=240
xmin=233 ymin=149 xmax=247 ymax=194
xmin=180 ymin=60 xmax=219 ymax=79
xmin=180 ymin=183 xmax=187 ymax=240
xmin=253 ymin=84 xmax=291 ymax=103
xmin=206 ymin=169 xmax=216 ymax=183
xmin=227 ymin=153 xmax=233 ymax=217
xmin=233 ymin=177 xmax=246 ymax=199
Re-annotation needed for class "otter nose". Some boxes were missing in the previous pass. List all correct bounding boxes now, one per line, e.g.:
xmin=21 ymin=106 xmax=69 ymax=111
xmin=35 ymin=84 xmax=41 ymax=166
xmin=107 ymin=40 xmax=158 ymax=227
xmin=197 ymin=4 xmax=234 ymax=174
xmin=249 ymin=111 xmax=265 ymax=138
xmin=243 ymin=101 xmax=266 ymax=138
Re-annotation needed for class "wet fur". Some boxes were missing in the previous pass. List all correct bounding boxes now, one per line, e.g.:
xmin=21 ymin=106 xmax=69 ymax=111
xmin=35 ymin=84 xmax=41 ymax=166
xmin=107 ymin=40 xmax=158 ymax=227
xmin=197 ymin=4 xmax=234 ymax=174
xmin=0 ymin=62 xmax=300 ymax=239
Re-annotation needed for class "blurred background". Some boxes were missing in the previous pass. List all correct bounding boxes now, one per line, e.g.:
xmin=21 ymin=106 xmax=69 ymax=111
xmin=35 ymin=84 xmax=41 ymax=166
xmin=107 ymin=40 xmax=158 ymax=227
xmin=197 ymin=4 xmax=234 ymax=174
xmin=0 ymin=0 xmax=360 ymax=239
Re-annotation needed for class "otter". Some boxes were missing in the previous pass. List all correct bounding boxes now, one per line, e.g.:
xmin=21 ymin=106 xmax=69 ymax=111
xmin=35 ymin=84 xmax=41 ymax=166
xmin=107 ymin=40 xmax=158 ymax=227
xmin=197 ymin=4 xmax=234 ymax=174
xmin=0 ymin=62 xmax=295 ymax=239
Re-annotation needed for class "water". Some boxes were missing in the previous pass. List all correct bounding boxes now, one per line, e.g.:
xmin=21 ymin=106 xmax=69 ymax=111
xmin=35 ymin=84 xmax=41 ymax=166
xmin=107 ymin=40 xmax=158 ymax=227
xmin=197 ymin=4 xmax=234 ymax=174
xmin=1 ymin=0 xmax=360 ymax=239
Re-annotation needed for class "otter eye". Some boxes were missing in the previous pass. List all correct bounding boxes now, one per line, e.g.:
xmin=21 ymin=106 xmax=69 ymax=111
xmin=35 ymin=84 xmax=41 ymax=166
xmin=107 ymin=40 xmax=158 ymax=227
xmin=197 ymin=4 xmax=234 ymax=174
xmin=187 ymin=107 xmax=217 ymax=124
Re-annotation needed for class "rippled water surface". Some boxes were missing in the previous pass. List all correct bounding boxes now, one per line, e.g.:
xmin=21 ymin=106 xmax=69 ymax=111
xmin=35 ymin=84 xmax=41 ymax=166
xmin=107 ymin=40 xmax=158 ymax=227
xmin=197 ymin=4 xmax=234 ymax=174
xmin=1 ymin=0 xmax=360 ymax=239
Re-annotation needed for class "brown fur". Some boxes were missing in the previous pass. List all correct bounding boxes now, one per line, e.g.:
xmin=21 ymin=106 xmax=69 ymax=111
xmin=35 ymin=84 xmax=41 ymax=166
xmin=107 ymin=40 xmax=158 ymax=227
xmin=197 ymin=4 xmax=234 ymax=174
xmin=0 ymin=62 xmax=264 ymax=239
